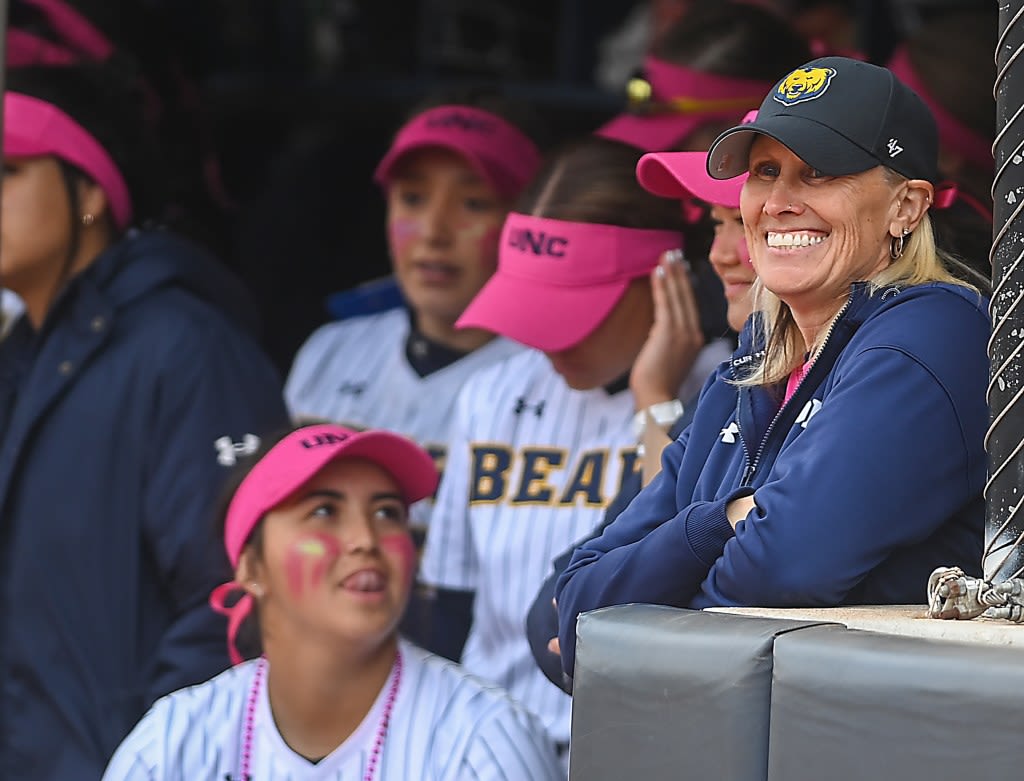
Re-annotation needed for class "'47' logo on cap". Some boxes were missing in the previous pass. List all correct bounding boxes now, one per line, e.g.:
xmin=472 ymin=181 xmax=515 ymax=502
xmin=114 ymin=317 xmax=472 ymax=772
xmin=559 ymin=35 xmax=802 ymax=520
xmin=774 ymin=67 xmax=836 ymax=106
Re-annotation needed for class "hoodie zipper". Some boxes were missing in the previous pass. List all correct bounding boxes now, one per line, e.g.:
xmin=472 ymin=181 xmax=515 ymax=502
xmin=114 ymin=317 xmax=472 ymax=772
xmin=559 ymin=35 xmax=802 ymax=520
xmin=740 ymin=295 xmax=853 ymax=485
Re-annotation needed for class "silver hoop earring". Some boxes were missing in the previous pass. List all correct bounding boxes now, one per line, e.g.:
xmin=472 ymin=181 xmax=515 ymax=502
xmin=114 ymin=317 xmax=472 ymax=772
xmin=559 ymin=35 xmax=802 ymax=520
xmin=889 ymin=228 xmax=910 ymax=260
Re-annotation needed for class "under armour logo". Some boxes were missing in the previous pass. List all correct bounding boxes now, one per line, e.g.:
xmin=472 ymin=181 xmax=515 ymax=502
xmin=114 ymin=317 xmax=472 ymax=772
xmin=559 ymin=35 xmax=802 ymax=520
xmin=887 ymin=138 xmax=903 ymax=157
xmin=795 ymin=399 xmax=823 ymax=428
xmin=513 ymin=397 xmax=545 ymax=417
xmin=720 ymin=422 xmax=740 ymax=444
xmin=214 ymin=434 xmax=261 ymax=466
xmin=338 ymin=381 xmax=367 ymax=397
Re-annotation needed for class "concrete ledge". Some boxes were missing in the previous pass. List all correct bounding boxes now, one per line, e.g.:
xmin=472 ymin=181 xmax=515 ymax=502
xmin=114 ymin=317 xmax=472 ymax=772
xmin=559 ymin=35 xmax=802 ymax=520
xmin=707 ymin=604 xmax=1024 ymax=649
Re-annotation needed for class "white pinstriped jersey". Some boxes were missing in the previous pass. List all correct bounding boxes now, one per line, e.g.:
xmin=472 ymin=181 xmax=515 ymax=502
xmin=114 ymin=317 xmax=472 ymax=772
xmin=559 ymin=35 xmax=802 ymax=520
xmin=419 ymin=342 xmax=731 ymax=745
xmin=285 ymin=308 xmax=523 ymax=525
xmin=102 ymin=640 xmax=562 ymax=781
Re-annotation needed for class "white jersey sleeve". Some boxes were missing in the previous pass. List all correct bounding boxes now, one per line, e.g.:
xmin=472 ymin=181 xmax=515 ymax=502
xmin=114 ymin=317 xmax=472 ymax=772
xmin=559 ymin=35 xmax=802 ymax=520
xmin=453 ymin=708 xmax=564 ymax=781
xmin=419 ymin=376 xmax=479 ymax=592
xmin=101 ymin=750 xmax=154 ymax=781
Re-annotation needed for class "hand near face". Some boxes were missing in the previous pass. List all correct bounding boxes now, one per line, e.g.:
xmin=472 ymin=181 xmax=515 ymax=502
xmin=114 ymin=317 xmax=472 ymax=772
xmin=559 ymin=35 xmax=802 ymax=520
xmin=629 ymin=249 xmax=705 ymax=410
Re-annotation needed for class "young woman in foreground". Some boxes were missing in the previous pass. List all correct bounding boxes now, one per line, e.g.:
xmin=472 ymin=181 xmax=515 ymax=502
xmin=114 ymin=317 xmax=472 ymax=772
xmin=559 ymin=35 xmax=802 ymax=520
xmin=104 ymin=423 xmax=562 ymax=781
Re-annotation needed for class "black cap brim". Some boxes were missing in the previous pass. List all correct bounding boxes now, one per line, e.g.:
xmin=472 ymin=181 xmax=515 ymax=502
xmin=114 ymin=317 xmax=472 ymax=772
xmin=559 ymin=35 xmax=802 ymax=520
xmin=707 ymin=113 xmax=881 ymax=180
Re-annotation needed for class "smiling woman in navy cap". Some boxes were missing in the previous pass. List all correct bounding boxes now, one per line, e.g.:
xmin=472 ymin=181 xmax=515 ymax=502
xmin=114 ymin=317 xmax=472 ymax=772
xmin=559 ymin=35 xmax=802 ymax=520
xmin=555 ymin=56 xmax=991 ymax=681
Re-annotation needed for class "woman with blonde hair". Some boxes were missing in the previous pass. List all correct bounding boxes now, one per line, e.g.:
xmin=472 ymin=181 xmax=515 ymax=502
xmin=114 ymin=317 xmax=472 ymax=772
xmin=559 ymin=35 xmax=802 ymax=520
xmin=556 ymin=57 xmax=990 ymax=680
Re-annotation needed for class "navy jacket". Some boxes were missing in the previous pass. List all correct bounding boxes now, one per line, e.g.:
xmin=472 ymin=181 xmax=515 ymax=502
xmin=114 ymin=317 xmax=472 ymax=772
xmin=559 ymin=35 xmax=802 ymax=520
xmin=556 ymin=282 xmax=989 ymax=677
xmin=0 ymin=230 xmax=288 ymax=780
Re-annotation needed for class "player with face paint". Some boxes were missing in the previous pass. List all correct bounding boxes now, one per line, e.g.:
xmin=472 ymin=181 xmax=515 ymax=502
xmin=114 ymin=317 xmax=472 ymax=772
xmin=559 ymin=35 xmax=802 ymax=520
xmin=285 ymin=97 xmax=545 ymax=529
xmin=103 ymin=424 xmax=562 ymax=781
xmin=419 ymin=137 xmax=735 ymax=759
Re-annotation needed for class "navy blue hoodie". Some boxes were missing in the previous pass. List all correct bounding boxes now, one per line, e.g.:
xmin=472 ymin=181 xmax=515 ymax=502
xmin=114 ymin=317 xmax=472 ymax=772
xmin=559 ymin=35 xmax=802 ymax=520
xmin=556 ymin=282 xmax=989 ymax=678
xmin=0 ymin=230 xmax=288 ymax=780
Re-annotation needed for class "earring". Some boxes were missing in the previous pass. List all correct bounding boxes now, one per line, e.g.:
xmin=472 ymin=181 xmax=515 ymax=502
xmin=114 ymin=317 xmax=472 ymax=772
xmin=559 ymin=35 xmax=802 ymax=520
xmin=890 ymin=228 xmax=910 ymax=260
xmin=81 ymin=213 xmax=95 ymax=226
xmin=249 ymin=582 xmax=264 ymax=598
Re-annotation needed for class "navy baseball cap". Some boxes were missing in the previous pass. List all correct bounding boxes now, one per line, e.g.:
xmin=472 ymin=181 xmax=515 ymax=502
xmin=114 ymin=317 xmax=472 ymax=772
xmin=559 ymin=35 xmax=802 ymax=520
xmin=707 ymin=56 xmax=940 ymax=184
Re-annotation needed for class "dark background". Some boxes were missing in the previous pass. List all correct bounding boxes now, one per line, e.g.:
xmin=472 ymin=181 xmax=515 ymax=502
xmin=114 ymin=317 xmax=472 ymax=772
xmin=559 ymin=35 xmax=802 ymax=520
xmin=52 ymin=0 xmax=988 ymax=370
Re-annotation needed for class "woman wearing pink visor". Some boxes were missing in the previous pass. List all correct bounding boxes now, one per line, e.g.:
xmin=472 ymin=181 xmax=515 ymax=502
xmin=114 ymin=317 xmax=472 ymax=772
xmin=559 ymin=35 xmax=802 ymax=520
xmin=419 ymin=136 xmax=733 ymax=757
xmin=636 ymin=112 xmax=759 ymax=334
xmin=104 ymin=423 xmax=562 ymax=781
xmin=596 ymin=1 xmax=808 ymax=152
xmin=0 ymin=63 xmax=288 ymax=781
xmin=286 ymin=94 xmax=544 ymax=530
xmin=525 ymin=142 xmax=758 ymax=692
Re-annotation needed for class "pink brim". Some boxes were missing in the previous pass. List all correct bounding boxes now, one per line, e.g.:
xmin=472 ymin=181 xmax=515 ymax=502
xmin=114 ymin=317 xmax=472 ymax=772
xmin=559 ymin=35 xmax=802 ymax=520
xmin=4 ymin=93 xmax=133 ymax=229
xmin=330 ymin=434 xmax=439 ymax=506
xmin=596 ymin=112 xmax=706 ymax=152
xmin=457 ymin=272 xmax=629 ymax=352
xmin=636 ymin=152 xmax=746 ymax=208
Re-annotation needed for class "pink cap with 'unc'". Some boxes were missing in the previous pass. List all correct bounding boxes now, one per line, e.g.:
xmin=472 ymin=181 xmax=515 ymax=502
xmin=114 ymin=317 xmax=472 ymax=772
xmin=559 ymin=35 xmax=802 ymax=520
xmin=209 ymin=423 xmax=439 ymax=664
xmin=374 ymin=105 xmax=542 ymax=199
xmin=457 ymin=212 xmax=682 ymax=352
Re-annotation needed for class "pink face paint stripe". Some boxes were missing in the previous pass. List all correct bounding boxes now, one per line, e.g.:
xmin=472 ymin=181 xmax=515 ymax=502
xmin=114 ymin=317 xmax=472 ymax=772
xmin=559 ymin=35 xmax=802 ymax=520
xmin=212 ymin=423 xmax=438 ymax=666
xmin=285 ymin=532 xmax=341 ymax=599
xmin=380 ymin=533 xmax=417 ymax=590
xmin=388 ymin=218 xmax=422 ymax=256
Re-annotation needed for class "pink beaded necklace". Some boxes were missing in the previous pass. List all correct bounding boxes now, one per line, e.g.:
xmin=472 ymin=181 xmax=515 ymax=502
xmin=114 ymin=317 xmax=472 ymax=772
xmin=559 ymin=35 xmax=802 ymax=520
xmin=236 ymin=651 xmax=403 ymax=781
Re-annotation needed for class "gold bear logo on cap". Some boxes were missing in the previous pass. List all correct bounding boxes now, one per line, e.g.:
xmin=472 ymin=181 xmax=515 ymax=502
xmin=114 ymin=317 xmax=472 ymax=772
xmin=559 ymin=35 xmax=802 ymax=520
xmin=774 ymin=67 xmax=837 ymax=106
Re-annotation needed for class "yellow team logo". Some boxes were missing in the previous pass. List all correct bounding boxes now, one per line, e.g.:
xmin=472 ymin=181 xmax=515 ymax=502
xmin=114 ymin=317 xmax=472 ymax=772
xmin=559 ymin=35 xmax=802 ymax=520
xmin=774 ymin=67 xmax=836 ymax=106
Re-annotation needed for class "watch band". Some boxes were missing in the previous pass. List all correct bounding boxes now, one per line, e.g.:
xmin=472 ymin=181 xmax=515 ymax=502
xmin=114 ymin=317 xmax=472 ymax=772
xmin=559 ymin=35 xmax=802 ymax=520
xmin=631 ymin=399 xmax=685 ymax=438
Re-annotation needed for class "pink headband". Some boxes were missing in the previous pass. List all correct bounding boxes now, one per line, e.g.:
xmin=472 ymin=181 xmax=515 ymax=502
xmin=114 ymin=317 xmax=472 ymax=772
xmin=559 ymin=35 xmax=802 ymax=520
xmin=888 ymin=46 xmax=992 ymax=172
xmin=20 ymin=0 xmax=114 ymax=60
xmin=4 ymin=92 xmax=133 ymax=229
xmin=8 ymin=0 xmax=113 ymax=66
xmin=374 ymin=105 xmax=542 ymax=199
xmin=457 ymin=212 xmax=682 ymax=351
xmin=7 ymin=29 xmax=78 ymax=66
xmin=209 ymin=423 xmax=439 ymax=664
xmin=597 ymin=57 xmax=772 ymax=151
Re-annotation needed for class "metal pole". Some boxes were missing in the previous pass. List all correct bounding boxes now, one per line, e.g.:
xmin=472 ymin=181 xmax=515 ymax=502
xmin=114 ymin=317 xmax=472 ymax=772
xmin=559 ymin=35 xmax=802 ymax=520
xmin=983 ymin=0 xmax=1024 ymax=583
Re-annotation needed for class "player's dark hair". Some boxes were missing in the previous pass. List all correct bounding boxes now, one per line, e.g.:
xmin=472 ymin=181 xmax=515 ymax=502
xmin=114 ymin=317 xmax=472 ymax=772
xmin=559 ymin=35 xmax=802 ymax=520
xmin=517 ymin=136 xmax=684 ymax=233
xmin=654 ymin=0 xmax=811 ymax=81
xmin=211 ymin=427 xmax=295 ymax=659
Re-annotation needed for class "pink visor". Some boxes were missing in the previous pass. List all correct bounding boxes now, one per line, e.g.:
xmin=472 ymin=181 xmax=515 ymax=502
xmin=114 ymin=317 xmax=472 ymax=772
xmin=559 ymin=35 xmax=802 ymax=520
xmin=16 ymin=0 xmax=114 ymax=61
xmin=374 ymin=105 xmax=542 ymax=199
xmin=5 ymin=92 xmax=133 ymax=229
xmin=636 ymin=152 xmax=746 ymax=208
xmin=209 ymin=423 xmax=439 ymax=664
xmin=635 ymin=111 xmax=759 ymax=208
xmin=887 ymin=46 xmax=992 ymax=173
xmin=597 ymin=57 xmax=772 ymax=152
xmin=457 ymin=213 xmax=682 ymax=351
xmin=7 ymin=29 xmax=78 ymax=66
